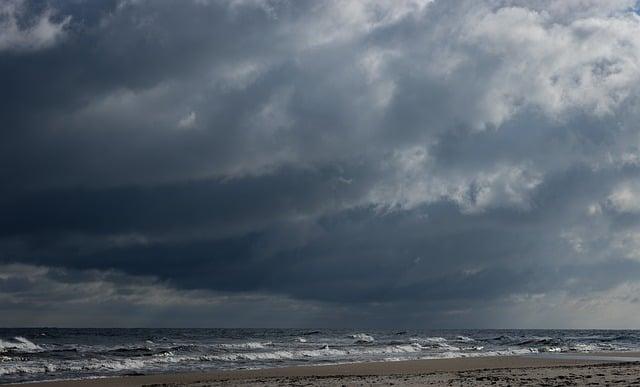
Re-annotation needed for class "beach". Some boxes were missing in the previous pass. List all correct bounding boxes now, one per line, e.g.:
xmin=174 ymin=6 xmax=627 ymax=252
xmin=5 ymin=353 xmax=640 ymax=387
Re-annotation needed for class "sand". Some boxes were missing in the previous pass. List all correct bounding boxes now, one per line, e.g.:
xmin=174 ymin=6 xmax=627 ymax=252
xmin=4 ymin=354 xmax=640 ymax=387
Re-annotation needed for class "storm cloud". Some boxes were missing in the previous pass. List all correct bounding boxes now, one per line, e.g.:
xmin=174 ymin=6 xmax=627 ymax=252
xmin=2 ymin=0 xmax=640 ymax=327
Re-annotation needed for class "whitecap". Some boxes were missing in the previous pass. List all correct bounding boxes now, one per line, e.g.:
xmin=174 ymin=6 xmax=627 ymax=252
xmin=437 ymin=343 xmax=461 ymax=351
xmin=0 ymin=337 xmax=43 ymax=353
xmin=218 ymin=342 xmax=271 ymax=350
xmin=410 ymin=337 xmax=458 ymax=351
xmin=411 ymin=336 xmax=446 ymax=344
xmin=350 ymin=333 xmax=374 ymax=343
xmin=538 ymin=346 xmax=563 ymax=353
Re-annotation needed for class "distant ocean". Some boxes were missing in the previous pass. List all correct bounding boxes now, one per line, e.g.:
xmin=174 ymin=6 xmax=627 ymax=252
xmin=1 ymin=328 xmax=639 ymax=383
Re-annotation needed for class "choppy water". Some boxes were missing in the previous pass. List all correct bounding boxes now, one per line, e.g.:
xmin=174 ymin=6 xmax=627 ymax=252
xmin=1 ymin=328 xmax=639 ymax=384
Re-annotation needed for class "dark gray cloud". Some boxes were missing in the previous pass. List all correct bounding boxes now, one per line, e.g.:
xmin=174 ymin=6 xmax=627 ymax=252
xmin=2 ymin=0 xmax=640 ymax=327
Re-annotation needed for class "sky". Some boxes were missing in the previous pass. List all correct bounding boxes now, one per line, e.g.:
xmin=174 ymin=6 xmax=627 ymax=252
xmin=2 ymin=0 xmax=640 ymax=328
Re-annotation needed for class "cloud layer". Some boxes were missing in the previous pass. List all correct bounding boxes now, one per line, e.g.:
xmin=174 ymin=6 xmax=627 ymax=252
xmin=2 ymin=0 xmax=640 ymax=327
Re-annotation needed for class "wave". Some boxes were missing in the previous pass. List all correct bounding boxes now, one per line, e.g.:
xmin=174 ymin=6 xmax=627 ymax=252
xmin=412 ymin=336 xmax=446 ymax=343
xmin=0 ymin=337 xmax=43 ymax=353
xmin=218 ymin=342 xmax=272 ymax=350
xmin=0 ymin=340 xmax=632 ymax=378
xmin=490 ymin=335 xmax=512 ymax=341
xmin=529 ymin=342 xmax=628 ymax=353
xmin=0 ymin=344 xmax=477 ymax=377
xmin=100 ymin=341 xmax=274 ymax=356
xmin=4 ymin=329 xmax=640 ymax=383
xmin=200 ymin=343 xmax=555 ymax=364
xmin=0 ymin=358 xmax=151 ymax=376
xmin=517 ymin=337 xmax=562 ymax=346
xmin=350 ymin=333 xmax=374 ymax=343
xmin=167 ymin=344 xmax=198 ymax=352
xmin=409 ymin=337 xmax=459 ymax=351
xmin=103 ymin=347 xmax=153 ymax=356
xmin=203 ymin=343 xmax=430 ymax=362
xmin=0 ymin=351 xmax=195 ymax=377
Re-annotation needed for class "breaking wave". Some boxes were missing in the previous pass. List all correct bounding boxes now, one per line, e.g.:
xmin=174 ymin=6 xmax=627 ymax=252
xmin=217 ymin=342 xmax=272 ymax=350
xmin=0 ymin=337 xmax=43 ymax=353
xmin=350 ymin=333 xmax=375 ymax=343
xmin=2 ymin=329 xmax=639 ymax=384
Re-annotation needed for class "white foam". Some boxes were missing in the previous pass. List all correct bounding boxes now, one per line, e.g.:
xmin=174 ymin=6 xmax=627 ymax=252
xmin=0 ymin=351 xmax=206 ymax=377
xmin=203 ymin=342 xmax=431 ymax=363
xmin=7 ymin=332 xmax=637 ymax=382
xmin=301 ymin=347 xmax=347 ymax=358
xmin=409 ymin=337 xmax=459 ymax=351
xmin=570 ymin=343 xmax=626 ymax=352
xmin=0 ymin=341 xmax=607 ymax=380
xmin=203 ymin=350 xmax=300 ymax=361
xmin=0 ymin=337 xmax=43 ymax=353
xmin=375 ymin=344 xmax=424 ymax=354
xmin=154 ymin=351 xmax=175 ymax=358
xmin=90 ymin=358 xmax=147 ymax=371
xmin=488 ymin=348 xmax=539 ymax=356
xmin=439 ymin=343 xmax=461 ymax=351
xmin=411 ymin=336 xmax=446 ymax=344
xmin=0 ymin=363 xmax=46 ymax=376
xmin=423 ymin=337 xmax=447 ymax=343
xmin=538 ymin=346 xmax=563 ymax=353
xmin=350 ymin=333 xmax=374 ymax=343
xmin=218 ymin=342 xmax=271 ymax=350
xmin=418 ymin=347 xmax=538 ymax=361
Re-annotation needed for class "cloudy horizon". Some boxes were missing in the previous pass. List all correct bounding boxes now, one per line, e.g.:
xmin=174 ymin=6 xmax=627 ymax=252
xmin=2 ymin=0 xmax=640 ymax=328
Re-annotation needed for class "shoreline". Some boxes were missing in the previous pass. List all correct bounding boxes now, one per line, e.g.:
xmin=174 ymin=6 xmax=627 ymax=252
xmin=5 ymin=353 xmax=639 ymax=387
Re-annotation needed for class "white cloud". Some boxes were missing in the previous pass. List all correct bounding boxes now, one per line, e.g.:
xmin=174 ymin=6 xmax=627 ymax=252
xmin=370 ymin=145 xmax=542 ymax=213
xmin=56 ymin=0 xmax=640 ymax=193
xmin=292 ymin=0 xmax=434 ymax=49
xmin=446 ymin=2 xmax=640 ymax=128
xmin=607 ymin=181 xmax=640 ymax=213
xmin=0 ymin=0 xmax=70 ymax=52
xmin=454 ymin=165 xmax=543 ymax=214
xmin=178 ymin=111 xmax=197 ymax=129
xmin=510 ymin=0 xmax=637 ymax=22
xmin=610 ymin=230 xmax=640 ymax=261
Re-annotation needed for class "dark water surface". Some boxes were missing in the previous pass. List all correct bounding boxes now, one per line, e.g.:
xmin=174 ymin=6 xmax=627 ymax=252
xmin=1 ymin=328 xmax=639 ymax=384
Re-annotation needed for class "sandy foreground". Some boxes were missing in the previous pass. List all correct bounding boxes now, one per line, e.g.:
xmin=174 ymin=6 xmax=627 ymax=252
xmin=5 ymin=353 xmax=640 ymax=387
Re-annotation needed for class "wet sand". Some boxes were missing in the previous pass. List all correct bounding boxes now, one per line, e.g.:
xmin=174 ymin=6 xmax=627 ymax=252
xmin=5 ymin=353 xmax=640 ymax=387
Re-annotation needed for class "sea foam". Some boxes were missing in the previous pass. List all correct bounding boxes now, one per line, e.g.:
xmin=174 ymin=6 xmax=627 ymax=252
xmin=2 ymin=328 xmax=639 ymax=384
xmin=350 ymin=333 xmax=375 ymax=343
xmin=0 ymin=337 xmax=43 ymax=353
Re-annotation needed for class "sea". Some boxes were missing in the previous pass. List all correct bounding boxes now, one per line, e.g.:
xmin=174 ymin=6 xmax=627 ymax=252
xmin=1 ymin=328 xmax=639 ymax=384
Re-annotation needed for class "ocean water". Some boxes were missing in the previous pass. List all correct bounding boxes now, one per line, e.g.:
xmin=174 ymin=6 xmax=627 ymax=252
xmin=1 ymin=328 xmax=639 ymax=384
